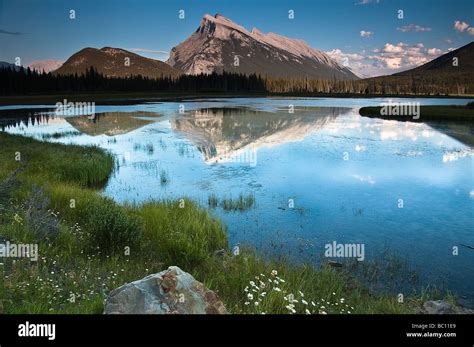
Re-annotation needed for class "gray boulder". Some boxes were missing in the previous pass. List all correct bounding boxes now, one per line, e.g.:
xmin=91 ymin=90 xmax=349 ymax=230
xmin=421 ymin=300 xmax=474 ymax=314
xmin=104 ymin=266 xmax=228 ymax=314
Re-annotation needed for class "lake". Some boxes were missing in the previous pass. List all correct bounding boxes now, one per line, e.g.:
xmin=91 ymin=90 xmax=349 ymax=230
xmin=1 ymin=97 xmax=473 ymax=305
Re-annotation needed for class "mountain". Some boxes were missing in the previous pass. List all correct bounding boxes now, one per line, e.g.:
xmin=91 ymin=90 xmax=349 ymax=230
xmin=358 ymin=42 xmax=474 ymax=95
xmin=167 ymin=14 xmax=358 ymax=80
xmin=0 ymin=61 xmax=23 ymax=71
xmin=54 ymin=47 xmax=182 ymax=78
xmin=28 ymin=60 xmax=64 ymax=73
xmin=393 ymin=42 xmax=474 ymax=78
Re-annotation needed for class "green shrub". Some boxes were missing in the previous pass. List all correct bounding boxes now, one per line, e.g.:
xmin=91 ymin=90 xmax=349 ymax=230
xmin=82 ymin=197 xmax=141 ymax=256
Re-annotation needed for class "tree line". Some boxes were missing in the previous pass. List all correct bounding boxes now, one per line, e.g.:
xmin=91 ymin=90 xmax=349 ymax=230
xmin=1 ymin=66 xmax=472 ymax=96
xmin=0 ymin=67 xmax=267 ymax=95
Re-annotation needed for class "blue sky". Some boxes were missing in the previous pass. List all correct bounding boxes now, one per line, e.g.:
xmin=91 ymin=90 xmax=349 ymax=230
xmin=0 ymin=0 xmax=473 ymax=76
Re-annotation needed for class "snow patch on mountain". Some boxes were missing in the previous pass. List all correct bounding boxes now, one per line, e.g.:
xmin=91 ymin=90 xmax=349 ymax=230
xmin=27 ymin=60 xmax=64 ymax=73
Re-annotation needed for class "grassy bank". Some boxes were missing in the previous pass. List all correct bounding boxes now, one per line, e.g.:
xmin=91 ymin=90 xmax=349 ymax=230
xmin=0 ymin=132 xmax=442 ymax=314
xmin=359 ymin=103 xmax=474 ymax=122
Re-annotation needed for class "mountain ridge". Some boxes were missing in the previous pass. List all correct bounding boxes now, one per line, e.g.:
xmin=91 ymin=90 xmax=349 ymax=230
xmin=167 ymin=14 xmax=359 ymax=80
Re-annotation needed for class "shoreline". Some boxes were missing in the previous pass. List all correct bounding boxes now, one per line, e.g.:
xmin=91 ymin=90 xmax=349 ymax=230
xmin=359 ymin=105 xmax=474 ymax=122
xmin=0 ymin=92 xmax=473 ymax=106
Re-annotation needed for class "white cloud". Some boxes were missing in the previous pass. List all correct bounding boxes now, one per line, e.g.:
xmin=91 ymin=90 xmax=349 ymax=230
xmin=355 ymin=0 xmax=380 ymax=5
xmin=427 ymin=48 xmax=442 ymax=56
xmin=360 ymin=30 xmax=374 ymax=38
xmin=352 ymin=174 xmax=376 ymax=184
xmin=454 ymin=20 xmax=470 ymax=32
xmin=326 ymin=49 xmax=364 ymax=61
xmin=371 ymin=42 xmax=444 ymax=72
xmin=128 ymin=48 xmax=169 ymax=55
xmin=382 ymin=42 xmax=405 ymax=53
xmin=454 ymin=20 xmax=474 ymax=35
xmin=326 ymin=41 xmax=446 ymax=78
xmin=397 ymin=24 xmax=432 ymax=32
xmin=325 ymin=49 xmax=368 ymax=76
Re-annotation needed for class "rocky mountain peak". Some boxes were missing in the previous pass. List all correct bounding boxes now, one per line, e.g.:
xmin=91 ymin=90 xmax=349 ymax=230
xmin=167 ymin=13 xmax=358 ymax=79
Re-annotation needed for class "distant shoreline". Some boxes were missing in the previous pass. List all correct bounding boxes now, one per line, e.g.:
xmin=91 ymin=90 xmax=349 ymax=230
xmin=0 ymin=92 xmax=473 ymax=106
xmin=359 ymin=105 xmax=474 ymax=122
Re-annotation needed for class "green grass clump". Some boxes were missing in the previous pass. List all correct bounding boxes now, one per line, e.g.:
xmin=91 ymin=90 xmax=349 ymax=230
xmin=81 ymin=197 xmax=141 ymax=255
xmin=0 ymin=132 xmax=114 ymax=187
xmin=209 ymin=193 xmax=256 ymax=211
xmin=207 ymin=193 xmax=219 ymax=208
xmin=0 ymin=132 xmax=447 ymax=314
xmin=223 ymin=194 xmax=255 ymax=211
xmin=159 ymin=169 xmax=169 ymax=186
xmin=137 ymin=199 xmax=228 ymax=268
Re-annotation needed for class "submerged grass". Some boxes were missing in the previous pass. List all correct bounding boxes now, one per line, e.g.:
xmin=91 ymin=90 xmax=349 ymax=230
xmin=208 ymin=193 xmax=256 ymax=212
xmin=159 ymin=169 xmax=169 ymax=186
xmin=40 ymin=131 xmax=82 ymax=140
xmin=0 ymin=132 xmax=443 ymax=314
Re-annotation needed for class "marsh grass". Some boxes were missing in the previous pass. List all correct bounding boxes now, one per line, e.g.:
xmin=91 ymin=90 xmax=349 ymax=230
xmin=207 ymin=193 xmax=219 ymax=208
xmin=159 ymin=170 xmax=169 ymax=186
xmin=208 ymin=193 xmax=256 ymax=211
xmin=0 ymin=132 xmax=448 ymax=314
xmin=40 ymin=131 xmax=81 ymax=140
xmin=345 ymin=247 xmax=420 ymax=293
xmin=133 ymin=142 xmax=154 ymax=155
xmin=145 ymin=143 xmax=154 ymax=155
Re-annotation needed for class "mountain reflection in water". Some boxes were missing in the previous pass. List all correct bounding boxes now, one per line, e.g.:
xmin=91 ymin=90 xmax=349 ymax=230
xmin=171 ymin=107 xmax=352 ymax=163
